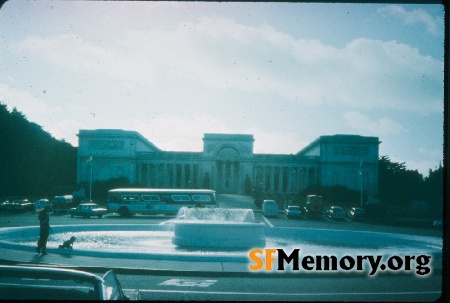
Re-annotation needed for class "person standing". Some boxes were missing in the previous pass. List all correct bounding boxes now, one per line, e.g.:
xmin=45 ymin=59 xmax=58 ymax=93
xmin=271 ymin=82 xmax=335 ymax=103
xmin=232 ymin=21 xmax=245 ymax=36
xmin=37 ymin=206 xmax=51 ymax=255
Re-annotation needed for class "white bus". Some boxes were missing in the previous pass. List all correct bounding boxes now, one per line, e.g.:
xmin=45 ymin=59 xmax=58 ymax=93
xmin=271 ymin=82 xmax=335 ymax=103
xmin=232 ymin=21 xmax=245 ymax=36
xmin=107 ymin=188 xmax=217 ymax=217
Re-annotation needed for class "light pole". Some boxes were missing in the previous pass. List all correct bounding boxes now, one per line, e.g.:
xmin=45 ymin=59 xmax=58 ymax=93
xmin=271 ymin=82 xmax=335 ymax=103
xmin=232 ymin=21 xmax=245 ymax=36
xmin=88 ymin=155 xmax=93 ymax=202
xmin=359 ymin=159 xmax=363 ymax=208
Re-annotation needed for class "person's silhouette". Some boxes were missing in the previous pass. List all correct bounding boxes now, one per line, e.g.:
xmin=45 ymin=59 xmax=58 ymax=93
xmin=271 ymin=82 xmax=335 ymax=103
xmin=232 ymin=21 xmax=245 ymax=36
xmin=37 ymin=206 xmax=51 ymax=255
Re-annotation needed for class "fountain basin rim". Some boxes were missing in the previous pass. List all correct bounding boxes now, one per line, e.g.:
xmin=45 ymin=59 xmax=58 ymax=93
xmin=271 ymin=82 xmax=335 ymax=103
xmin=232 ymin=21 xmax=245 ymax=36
xmin=0 ymin=225 xmax=442 ymax=262
xmin=0 ymin=224 xmax=442 ymax=241
xmin=172 ymin=221 xmax=265 ymax=225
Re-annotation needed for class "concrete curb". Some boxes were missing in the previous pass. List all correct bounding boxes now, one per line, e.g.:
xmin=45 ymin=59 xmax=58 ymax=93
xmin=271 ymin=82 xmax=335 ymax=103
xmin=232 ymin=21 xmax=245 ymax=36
xmin=0 ymin=258 xmax=441 ymax=279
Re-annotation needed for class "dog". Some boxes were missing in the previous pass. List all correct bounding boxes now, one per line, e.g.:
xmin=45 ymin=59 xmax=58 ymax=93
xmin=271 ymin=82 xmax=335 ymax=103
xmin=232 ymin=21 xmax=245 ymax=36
xmin=59 ymin=236 xmax=76 ymax=249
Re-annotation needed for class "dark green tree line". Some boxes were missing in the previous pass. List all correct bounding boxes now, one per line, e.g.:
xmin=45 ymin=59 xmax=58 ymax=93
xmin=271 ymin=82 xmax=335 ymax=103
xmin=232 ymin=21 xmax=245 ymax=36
xmin=0 ymin=103 xmax=77 ymax=198
xmin=377 ymin=155 xmax=442 ymax=219
xmin=378 ymin=156 xmax=425 ymax=206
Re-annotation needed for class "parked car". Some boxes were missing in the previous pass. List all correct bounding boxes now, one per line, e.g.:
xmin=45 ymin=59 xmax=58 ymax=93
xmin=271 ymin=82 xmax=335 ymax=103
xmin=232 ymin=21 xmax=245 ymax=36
xmin=69 ymin=202 xmax=108 ymax=218
xmin=348 ymin=207 xmax=365 ymax=220
xmin=327 ymin=206 xmax=345 ymax=220
xmin=302 ymin=195 xmax=323 ymax=219
xmin=52 ymin=195 xmax=75 ymax=214
xmin=262 ymin=200 xmax=278 ymax=217
xmin=0 ymin=199 xmax=13 ymax=212
xmin=35 ymin=199 xmax=52 ymax=212
xmin=12 ymin=199 xmax=34 ymax=212
xmin=285 ymin=206 xmax=302 ymax=219
xmin=0 ymin=265 xmax=136 ymax=300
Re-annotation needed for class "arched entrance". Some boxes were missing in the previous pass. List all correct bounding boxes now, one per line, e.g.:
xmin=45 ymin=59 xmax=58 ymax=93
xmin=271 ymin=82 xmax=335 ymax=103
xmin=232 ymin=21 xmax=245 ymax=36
xmin=215 ymin=147 xmax=240 ymax=194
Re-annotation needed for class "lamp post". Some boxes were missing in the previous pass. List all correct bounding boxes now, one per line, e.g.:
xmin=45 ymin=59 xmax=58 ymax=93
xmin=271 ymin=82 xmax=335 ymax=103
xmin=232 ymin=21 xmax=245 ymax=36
xmin=88 ymin=155 xmax=93 ymax=202
xmin=359 ymin=159 xmax=363 ymax=208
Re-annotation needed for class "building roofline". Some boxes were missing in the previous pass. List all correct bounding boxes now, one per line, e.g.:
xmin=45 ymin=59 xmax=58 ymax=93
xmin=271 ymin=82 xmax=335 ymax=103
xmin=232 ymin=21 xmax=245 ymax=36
xmin=298 ymin=134 xmax=381 ymax=155
xmin=77 ymin=129 xmax=162 ymax=152
xmin=203 ymin=133 xmax=254 ymax=142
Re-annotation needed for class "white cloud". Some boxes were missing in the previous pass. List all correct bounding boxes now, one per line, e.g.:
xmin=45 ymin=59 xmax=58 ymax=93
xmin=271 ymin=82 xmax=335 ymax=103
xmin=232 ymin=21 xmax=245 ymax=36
xmin=47 ymin=119 xmax=88 ymax=146
xmin=11 ymin=17 xmax=443 ymax=115
xmin=133 ymin=115 xmax=231 ymax=152
xmin=343 ymin=111 xmax=406 ymax=136
xmin=11 ymin=34 xmax=158 ymax=85
xmin=246 ymin=127 xmax=309 ymax=154
xmin=0 ymin=84 xmax=93 ymax=145
xmin=378 ymin=5 xmax=443 ymax=36
xmin=419 ymin=147 xmax=443 ymax=160
xmin=0 ymin=84 xmax=57 ymax=119
xmin=404 ymin=159 xmax=440 ymax=177
xmin=132 ymin=116 xmax=309 ymax=155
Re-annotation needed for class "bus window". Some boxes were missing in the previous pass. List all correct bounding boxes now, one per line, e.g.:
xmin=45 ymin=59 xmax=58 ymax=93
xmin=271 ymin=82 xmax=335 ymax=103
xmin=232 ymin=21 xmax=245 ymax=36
xmin=171 ymin=195 xmax=191 ymax=202
xmin=141 ymin=195 xmax=160 ymax=202
xmin=121 ymin=195 xmax=140 ymax=202
xmin=107 ymin=188 xmax=216 ymax=217
xmin=192 ymin=195 xmax=211 ymax=202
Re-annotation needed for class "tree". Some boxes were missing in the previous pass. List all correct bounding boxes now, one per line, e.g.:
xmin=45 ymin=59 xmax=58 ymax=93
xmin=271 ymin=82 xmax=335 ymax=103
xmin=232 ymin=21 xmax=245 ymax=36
xmin=0 ymin=103 xmax=77 ymax=197
xmin=378 ymin=155 xmax=424 ymax=207
xmin=423 ymin=163 xmax=444 ymax=217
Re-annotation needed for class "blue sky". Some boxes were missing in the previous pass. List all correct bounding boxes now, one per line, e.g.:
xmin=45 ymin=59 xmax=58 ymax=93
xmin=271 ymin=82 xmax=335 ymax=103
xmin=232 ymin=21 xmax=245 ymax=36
xmin=0 ymin=1 xmax=444 ymax=177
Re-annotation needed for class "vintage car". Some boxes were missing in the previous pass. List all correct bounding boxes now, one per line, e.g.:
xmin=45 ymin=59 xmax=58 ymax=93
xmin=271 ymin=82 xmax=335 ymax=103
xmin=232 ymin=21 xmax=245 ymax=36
xmin=327 ymin=206 xmax=346 ymax=220
xmin=348 ymin=207 xmax=365 ymax=220
xmin=68 ymin=202 xmax=108 ymax=218
xmin=12 ymin=199 xmax=34 ymax=212
xmin=285 ymin=206 xmax=302 ymax=219
xmin=0 ymin=265 xmax=137 ymax=300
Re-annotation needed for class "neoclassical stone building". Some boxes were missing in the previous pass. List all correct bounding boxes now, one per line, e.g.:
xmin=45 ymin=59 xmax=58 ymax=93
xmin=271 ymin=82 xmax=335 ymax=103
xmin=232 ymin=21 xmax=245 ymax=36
xmin=77 ymin=129 xmax=380 ymax=195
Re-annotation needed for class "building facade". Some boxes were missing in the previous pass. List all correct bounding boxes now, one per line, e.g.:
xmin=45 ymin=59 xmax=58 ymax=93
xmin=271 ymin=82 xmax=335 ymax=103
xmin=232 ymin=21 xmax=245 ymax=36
xmin=77 ymin=129 xmax=380 ymax=195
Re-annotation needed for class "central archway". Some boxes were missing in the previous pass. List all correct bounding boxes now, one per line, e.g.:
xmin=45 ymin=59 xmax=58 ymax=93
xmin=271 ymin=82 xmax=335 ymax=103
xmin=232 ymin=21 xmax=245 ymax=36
xmin=216 ymin=147 xmax=240 ymax=194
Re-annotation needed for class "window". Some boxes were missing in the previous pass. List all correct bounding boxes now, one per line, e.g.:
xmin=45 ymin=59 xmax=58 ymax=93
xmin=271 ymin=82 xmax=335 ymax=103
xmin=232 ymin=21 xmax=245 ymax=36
xmin=192 ymin=195 xmax=211 ymax=202
xmin=141 ymin=195 xmax=160 ymax=202
xmin=121 ymin=195 xmax=140 ymax=202
xmin=171 ymin=195 xmax=191 ymax=202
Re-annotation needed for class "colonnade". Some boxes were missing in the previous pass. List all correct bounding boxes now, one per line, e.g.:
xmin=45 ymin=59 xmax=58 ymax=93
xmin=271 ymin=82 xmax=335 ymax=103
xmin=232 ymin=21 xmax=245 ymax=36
xmin=137 ymin=163 xmax=202 ymax=189
xmin=135 ymin=160 xmax=319 ymax=194
xmin=253 ymin=165 xmax=318 ymax=194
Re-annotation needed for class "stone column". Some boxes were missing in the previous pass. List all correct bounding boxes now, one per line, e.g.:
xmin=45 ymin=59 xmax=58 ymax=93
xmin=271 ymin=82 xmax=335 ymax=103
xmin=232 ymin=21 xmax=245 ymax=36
xmin=155 ymin=163 xmax=161 ymax=188
xmin=271 ymin=166 xmax=275 ymax=192
xmin=278 ymin=166 xmax=283 ymax=193
xmin=146 ymin=164 xmax=150 ymax=187
xmin=171 ymin=165 xmax=176 ymax=188
xmin=180 ymin=164 xmax=184 ymax=188
xmin=230 ymin=161 xmax=235 ymax=192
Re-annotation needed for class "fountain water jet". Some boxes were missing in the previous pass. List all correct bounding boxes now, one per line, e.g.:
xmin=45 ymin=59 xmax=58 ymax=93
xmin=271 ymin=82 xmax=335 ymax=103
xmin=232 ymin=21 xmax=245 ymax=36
xmin=172 ymin=207 xmax=266 ymax=249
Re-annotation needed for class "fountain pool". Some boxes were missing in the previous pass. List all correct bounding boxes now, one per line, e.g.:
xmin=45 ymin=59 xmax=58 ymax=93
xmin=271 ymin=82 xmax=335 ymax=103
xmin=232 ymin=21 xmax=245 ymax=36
xmin=0 ymin=223 xmax=442 ymax=264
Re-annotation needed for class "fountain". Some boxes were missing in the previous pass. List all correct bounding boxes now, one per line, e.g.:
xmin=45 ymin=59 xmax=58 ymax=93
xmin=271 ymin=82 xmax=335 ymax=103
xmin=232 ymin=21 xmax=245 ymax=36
xmin=0 ymin=209 xmax=443 ymax=270
xmin=172 ymin=207 xmax=266 ymax=249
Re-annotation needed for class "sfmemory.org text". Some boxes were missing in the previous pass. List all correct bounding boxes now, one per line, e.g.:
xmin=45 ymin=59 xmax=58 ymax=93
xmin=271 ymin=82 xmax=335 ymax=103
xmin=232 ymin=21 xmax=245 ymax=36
xmin=248 ymin=249 xmax=432 ymax=276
